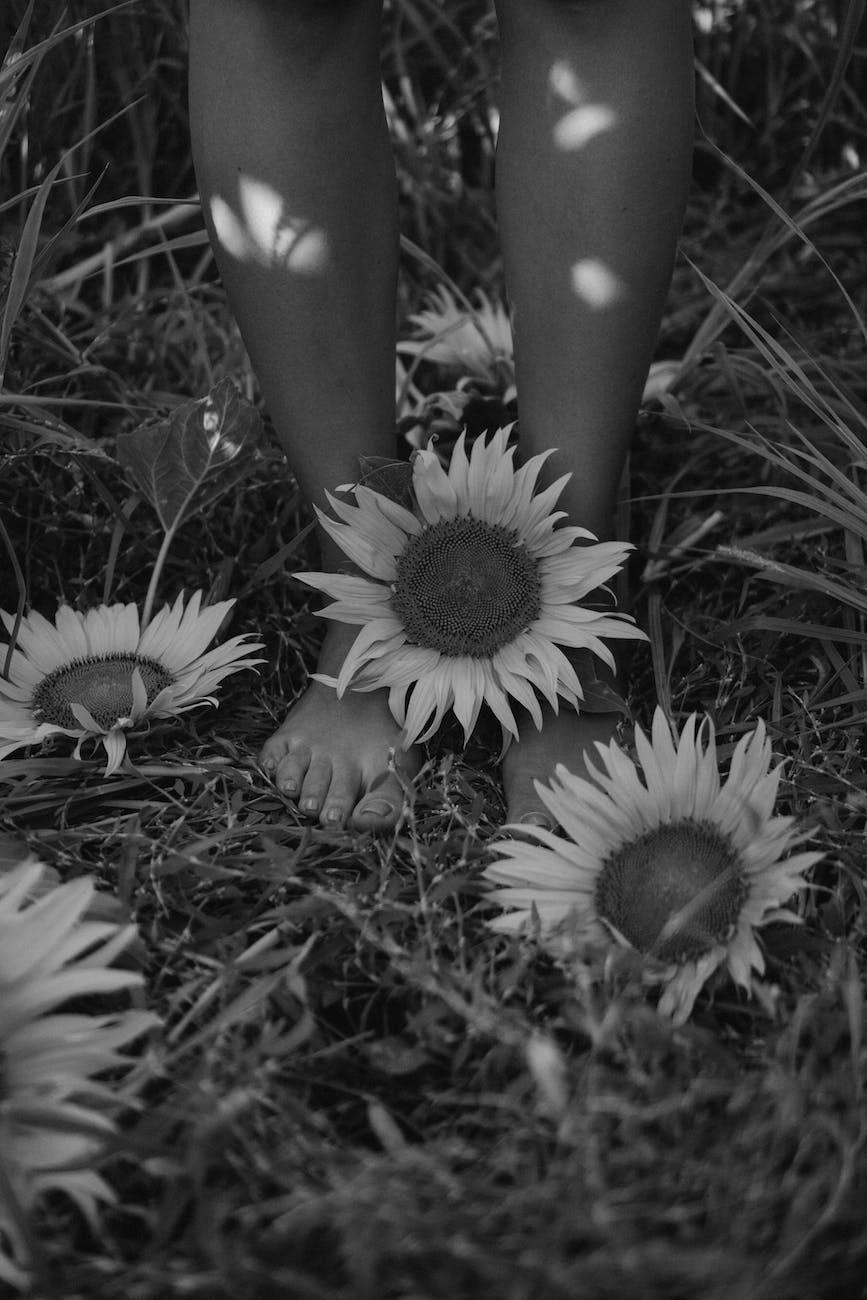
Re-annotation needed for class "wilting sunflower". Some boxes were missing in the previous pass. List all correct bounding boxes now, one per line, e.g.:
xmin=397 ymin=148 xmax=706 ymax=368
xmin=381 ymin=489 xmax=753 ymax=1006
xmin=484 ymin=707 xmax=822 ymax=1023
xmin=0 ymin=858 xmax=157 ymax=1289
xmin=0 ymin=592 xmax=263 ymax=776
xmin=298 ymin=428 xmax=644 ymax=750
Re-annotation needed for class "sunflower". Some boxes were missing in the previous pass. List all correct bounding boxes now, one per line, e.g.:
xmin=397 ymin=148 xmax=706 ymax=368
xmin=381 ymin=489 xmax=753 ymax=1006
xmin=0 ymin=592 xmax=264 ymax=776
xmin=0 ymin=857 xmax=157 ymax=1289
xmin=484 ymin=707 xmax=822 ymax=1023
xmin=298 ymin=428 xmax=644 ymax=750
xmin=397 ymin=285 xmax=514 ymax=384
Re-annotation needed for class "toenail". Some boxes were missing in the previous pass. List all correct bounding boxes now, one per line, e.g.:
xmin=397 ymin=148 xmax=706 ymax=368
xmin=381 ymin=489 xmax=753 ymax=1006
xmin=324 ymin=807 xmax=343 ymax=825
xmin=301 ymin=796 xmax=318 ymax=814
xmin=519 ymin=813 xmax=556 ymax=831
xmin=281 ymin=778 xmax=299 ymax=795
xmin=358 ymin=798 xmax=396 ymax=819
xmin=263 ymin=757 xmax=276 ymax=774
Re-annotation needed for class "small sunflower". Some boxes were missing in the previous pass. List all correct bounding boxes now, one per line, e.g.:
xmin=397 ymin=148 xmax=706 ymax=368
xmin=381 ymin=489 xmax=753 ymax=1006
xmin=298 ymin=428 xmax=644 ymax=750
xmin=0 ymin=858 xmax=157 ymax=1289
xmin=484 ymin=707 xmax=822 ymax=1023
xmin=398 ymin=286 xmax=514 ymax=383
xmin=0 ymin=592 xmax=264 ymax=776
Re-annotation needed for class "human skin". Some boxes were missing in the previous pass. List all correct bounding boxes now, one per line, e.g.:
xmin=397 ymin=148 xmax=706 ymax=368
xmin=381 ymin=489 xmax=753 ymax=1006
xmin=188 ymin=0 xmax=694 ymax=830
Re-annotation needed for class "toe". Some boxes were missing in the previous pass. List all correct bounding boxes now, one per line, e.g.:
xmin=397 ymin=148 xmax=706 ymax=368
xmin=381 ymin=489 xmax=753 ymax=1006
xmin=259 ymin=728 xmax=293 ymax=774
xmin=351 ymin=772 xmax=406 ymax=832
xmin=298 ymin=756 xmax=333 ymax=818
xmin=274 ymin=745 xmax=310 ymax=798
xmin=319 ymin=761 xmax=360 ymax=830
xmin=509 ymin=810 xmax=558 ymax=838
xmin=504 ymin=769 xmax=554 ymax=829
xmin=503 ymin=767 xmax=560 ymax=832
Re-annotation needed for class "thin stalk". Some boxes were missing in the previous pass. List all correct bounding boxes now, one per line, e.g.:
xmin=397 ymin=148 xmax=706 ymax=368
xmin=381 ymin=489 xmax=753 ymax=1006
xmin=103 ymin=492 xmax=140 ymax=606
xmin=0 ymin=512 xmax=26 ymax=679
xmin=141 ymin=527 xmax=175 ymax=630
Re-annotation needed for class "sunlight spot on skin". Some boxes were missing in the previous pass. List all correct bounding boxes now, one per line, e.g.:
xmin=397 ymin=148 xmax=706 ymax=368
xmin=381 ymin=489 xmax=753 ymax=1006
xmin=210 ymin=195 xmax=249 ymax=261
xmin=209 ymin=177 xmax=329 ymax=274
xmin=571 ymin=258 xmax=627 ymax=310
xmin=549 ymin=59 xmax=584 ymax=107
xmin=549 ymin=59 xmax=616 ymax=152
xmin=554 ymin=104 xmax=618 ymax=152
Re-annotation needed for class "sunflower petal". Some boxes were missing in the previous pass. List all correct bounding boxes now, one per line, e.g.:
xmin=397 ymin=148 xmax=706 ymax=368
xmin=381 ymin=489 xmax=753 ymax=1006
xmin=0 ymin=860 xmax=156 ymax=1231
xmin=413 ymin=448 xmax=459 ymax=522
xmin=657 ymin=950 xmax=725 ymax=1025
xmin=54 ymin=606 xmax=90 ymax=660
xmin=316 ymin=510 xmax=398 ymax=581
xmin=69 ymin=701 xmax=104 ymax=735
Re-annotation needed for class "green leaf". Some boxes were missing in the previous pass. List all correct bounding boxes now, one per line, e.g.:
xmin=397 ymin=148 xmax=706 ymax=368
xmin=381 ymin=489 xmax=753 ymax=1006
xmin=115 ymin=379 xmax=264 ymax=534
xmin=357 ymin=454 xmax=415 ymax=510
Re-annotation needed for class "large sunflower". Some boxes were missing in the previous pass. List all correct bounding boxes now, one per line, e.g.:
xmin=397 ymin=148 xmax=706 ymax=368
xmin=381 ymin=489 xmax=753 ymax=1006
xmin=484 ymin=707 xmax=822 ymax=1023
xmin=0 ymin=592 xmax=263 ymax=776
xmin=0 ymin=858 xmax=157 ymax=1289
xmin=298 ymin=428 xmax=644 ymax=750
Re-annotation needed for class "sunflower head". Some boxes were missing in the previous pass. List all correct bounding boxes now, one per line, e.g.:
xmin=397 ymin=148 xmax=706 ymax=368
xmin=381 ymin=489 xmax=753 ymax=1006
xmin=596 ymin=818 xmax=749 ymax=964
xmin=298 ymin=428 xmax=644 ymax=751
xmin=32 ymin=654 xmax=173 ymax=731
xmin=0 ymin=592 xmax=264 ymax=775
xmin=390 ymin=512 xmax=543 ymax=658
xmin=484 ymin=707 xmax=823 ymax=1022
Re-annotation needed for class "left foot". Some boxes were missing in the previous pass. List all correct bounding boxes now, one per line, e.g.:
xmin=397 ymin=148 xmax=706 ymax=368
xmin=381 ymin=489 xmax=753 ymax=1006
xmin=502 ymin=707 xmax=623 ymax=829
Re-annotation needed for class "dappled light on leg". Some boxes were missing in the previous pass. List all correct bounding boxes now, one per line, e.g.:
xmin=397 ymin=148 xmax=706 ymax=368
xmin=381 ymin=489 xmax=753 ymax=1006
xmin=209 ymin=176 xmax=330 ymax=275
xmin=189 ymin=0 xmax=405 ymax=828
xmin=570 ymin=256 xmax=626 ymax=310
xmin=493 ymin=0 xmax=695 ymax=537
xmin=549 ymin=57 xmax=618 ymax=153
xmin=494 ymin=0 xmax=694 ymax=820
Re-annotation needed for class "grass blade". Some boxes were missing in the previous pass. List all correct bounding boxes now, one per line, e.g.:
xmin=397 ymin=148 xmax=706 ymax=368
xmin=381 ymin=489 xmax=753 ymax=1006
xmin=0 ymin=154 xmax=65 ymax=388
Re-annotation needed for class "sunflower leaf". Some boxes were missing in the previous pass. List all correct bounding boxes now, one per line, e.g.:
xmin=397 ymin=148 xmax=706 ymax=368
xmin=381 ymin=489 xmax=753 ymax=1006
xmin=116 ymin=380 xmax=264 ymax=534
xmin=357 ymin=455 xmax=416 ymax=510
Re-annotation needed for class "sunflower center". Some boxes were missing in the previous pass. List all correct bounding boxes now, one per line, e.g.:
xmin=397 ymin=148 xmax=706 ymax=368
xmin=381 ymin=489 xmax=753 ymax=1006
xmin=595 ymin=819 xmax=748 ymax=964
xmin=391 ymin=515 xmax=541 ymax=657
xmin=31 ymin=655 xmax=173 ymax=731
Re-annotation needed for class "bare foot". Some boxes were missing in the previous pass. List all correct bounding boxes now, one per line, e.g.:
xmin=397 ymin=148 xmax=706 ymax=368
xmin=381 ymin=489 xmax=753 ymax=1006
xmin=502 ymin=707 xmax=623 ymax=830
xmin=259 ymin=623 xmax=421 ymax=831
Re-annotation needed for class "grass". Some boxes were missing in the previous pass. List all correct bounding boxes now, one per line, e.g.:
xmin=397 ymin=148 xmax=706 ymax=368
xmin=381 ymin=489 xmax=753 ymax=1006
xmin=1 ymin=0 xmax=866 ymax=1296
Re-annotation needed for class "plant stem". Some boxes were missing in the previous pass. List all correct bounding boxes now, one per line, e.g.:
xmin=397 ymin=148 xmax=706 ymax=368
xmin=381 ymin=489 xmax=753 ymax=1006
xmin=141 ymin=526 xmax=177 ymax=629
xmin=0 ymin=512 xmax=26 ymax=679
xmin=103 ymin=492 xmax=140 ymax=606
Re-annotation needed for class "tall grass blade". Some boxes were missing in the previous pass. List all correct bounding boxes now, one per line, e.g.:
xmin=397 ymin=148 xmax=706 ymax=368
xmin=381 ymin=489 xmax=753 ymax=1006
xmin=683 ymin=147 xmax=867 ymax=369
xmin=716 ymin=545 xmax=867 ymax=618
xmin=0 ymin=154 xmax=64 ymax=388
xmin=0 ymin=0 xmax=39 ymax=163
xmin=0 ymin=3 xmax=139 ymax=101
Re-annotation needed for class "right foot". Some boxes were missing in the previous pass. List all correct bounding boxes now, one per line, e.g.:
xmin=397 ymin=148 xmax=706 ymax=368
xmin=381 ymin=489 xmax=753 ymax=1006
xmin=259 ymin=623 xmax=421 ymax=831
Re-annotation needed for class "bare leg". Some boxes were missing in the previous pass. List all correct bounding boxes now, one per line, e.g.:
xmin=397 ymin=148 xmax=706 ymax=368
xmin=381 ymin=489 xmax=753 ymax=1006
xmin=493 ymin=0 xmax=694 ymax=823
xmin=189 ymin=0 xmax=418 ymax=829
